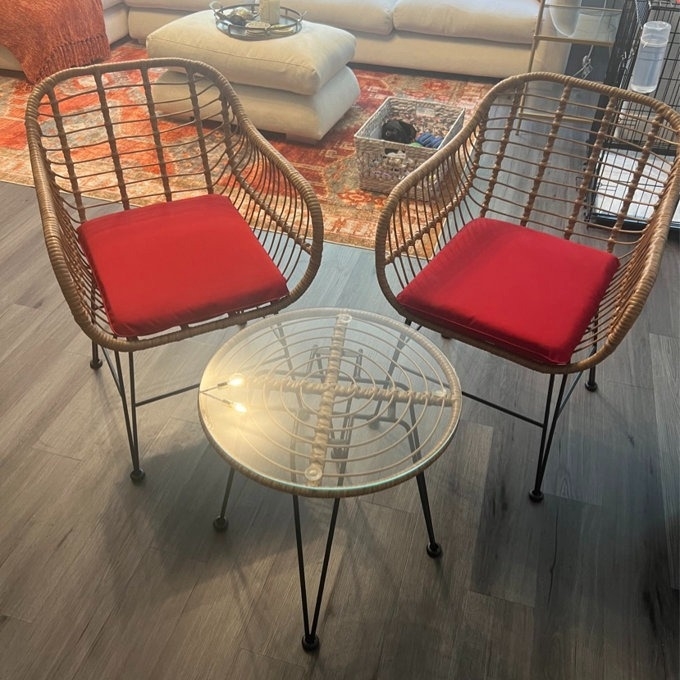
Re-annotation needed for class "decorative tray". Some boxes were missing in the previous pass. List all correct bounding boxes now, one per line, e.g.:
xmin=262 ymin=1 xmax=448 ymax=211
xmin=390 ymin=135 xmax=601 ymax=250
xmin=210 ymin=2 xmax=304 ymax=40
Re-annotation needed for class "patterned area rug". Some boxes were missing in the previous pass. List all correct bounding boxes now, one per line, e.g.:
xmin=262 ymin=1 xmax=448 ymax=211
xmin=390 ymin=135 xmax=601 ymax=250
xmin=0 ymin=41 xmax=494 ymax=249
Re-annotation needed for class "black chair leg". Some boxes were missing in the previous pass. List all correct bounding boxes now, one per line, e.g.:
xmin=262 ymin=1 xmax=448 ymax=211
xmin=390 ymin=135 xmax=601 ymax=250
xmin=585 ymin=365 xmax=598 ymax=392
xmin=90 ymin=341 xmax=102 ymax=370
xmin=530 ymin=362 xmax=604 ymax=502
xmin=112 ymin=351 xmax=145 ymax=482
xmin=529 ymin=373 xmax=569 ymax=503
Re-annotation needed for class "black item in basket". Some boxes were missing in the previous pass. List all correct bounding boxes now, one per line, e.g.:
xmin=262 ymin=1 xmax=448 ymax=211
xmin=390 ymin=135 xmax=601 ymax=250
xmin=381 ymin=119 xmax=417 ymax=144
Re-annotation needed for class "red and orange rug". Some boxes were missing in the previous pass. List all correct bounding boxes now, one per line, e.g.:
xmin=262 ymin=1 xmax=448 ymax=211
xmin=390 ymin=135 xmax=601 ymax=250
xmin=0 ymin=41 xmax=494 ymax=249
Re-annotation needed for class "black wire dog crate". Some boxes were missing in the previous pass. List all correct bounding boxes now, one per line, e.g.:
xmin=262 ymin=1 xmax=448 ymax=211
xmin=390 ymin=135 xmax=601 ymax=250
xmin=592 ymin=0 xmax=680 ymax=229
xmin=605 ymin=0 xmax=680 ymax=148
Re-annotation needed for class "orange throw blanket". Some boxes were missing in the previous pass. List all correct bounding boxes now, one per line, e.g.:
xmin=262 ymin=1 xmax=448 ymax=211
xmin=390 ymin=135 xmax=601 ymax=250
xmin=0 ymin=0 xmax=111 ymax=83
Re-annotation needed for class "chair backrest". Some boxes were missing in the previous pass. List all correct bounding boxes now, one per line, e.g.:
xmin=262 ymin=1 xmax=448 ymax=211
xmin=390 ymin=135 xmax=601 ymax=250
xmin=468 ymin=75 xmax=680 ymax=238
xmin=25 ymin=58 xmax=323 ymax=350
xmin=25 ymin=58 xmax=249 ymax=216
xmin=375 ymin=72 xmax=680 ymax=371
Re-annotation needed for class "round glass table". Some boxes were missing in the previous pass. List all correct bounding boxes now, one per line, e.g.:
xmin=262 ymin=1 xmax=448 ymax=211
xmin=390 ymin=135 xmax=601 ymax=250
xmin=198 ymin=308 xmax=462 ymax=650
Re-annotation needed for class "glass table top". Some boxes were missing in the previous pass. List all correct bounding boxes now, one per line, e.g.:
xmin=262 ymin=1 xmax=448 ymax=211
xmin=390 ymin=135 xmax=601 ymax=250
xmin=198 ymin=308 xmax=462 ymax=498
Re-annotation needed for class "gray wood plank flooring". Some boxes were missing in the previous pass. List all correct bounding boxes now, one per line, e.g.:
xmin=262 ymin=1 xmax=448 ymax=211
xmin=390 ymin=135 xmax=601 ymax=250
xmin=0 ymin=180 xmax=678 ymax=679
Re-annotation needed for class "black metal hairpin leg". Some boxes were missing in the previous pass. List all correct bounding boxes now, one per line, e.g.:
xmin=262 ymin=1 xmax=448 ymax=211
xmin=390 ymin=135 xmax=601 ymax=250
xmin=94 ymin=342 xmax=204 ymax=482
xmin=586 ymin=319 xmax=599 ymax=392
xmin=529 ymin=373 xmax=569 ymax=503
xmin=586 ymin=365 xmax=598 ymax=392
xmin=112 ymin=351 xmax=145 ymax=482
xmin=401 ymin=397 xmax=442 ymax=558
xmin=90 ymin=345 xmax=144 ymax=481
xmin=416 ymin=472 xmax=442 ymax=558
xmin=90 ymin=341 xmax=102 ymax=370
xmin=213 ymin=467 xmax=236 ymax=532
xmin=293 ymin=495 xmax=341 ymax=652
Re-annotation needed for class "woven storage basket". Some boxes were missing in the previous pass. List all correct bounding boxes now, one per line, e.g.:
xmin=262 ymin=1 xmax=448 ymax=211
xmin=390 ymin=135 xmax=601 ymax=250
xmin=355 ymin=97 xmax=465 ymax=194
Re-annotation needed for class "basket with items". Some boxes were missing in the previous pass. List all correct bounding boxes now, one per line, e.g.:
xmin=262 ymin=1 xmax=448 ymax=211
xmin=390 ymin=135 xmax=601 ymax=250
xmin=354 ymin=97 xmax=465 ymax=194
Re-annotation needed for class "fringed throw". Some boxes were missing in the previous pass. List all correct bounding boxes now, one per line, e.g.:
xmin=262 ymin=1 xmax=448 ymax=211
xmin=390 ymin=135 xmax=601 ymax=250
xmin=0 ymin=0 xmax=111 ymax=83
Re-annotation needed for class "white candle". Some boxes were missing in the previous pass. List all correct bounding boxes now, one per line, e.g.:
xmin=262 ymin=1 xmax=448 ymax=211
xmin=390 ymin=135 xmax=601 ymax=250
xmin=259 ymin=0 xmax=280 ymax=25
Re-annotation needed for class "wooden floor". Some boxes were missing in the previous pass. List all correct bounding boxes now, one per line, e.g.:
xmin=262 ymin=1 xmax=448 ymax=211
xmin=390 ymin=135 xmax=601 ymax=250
xmin=0 ymin=179 xmax=678 ymax=680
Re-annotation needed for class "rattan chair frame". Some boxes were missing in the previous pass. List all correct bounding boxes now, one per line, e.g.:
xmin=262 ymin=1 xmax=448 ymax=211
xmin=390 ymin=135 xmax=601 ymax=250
xmin=374 ymin=71 xmax=680 ymax=500
xmin=25 ymin=58 xmax=324 ymax=480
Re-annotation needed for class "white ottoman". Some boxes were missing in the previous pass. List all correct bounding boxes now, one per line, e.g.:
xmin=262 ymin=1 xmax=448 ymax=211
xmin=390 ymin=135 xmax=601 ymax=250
xmin=146 ymin=10 xmax=360 ymax=141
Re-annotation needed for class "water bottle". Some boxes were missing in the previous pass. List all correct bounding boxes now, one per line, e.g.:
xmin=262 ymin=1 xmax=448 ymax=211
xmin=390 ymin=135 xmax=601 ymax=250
xmin=629 ymin=21 xmax=672 ymax=94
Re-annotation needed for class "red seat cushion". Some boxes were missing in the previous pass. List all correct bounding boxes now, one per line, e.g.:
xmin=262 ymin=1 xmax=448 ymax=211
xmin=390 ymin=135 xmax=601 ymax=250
xmin=78 ymin=194 xmax=289 ymax=337
xmin=396 ymin=217 xmax=619 ymax=365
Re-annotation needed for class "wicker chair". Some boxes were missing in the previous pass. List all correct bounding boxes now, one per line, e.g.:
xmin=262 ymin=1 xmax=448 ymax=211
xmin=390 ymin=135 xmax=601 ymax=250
xmin=25 ymin=58 xmax=323 ymax=481
xmin=375 ymin=72 xmax=680 ymax=501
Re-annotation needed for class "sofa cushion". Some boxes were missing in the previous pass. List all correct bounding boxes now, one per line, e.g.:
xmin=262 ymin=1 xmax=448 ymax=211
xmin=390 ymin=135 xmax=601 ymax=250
xmin=287 ymin=0 xmax=395 ymax=36
xmin=129 ymin=0 xmax=395 ymax=33
xmin=146 ymin=10 xmax=357 ymax=96
xmin=124 ymin=0 xmax=208 ymax=8
xmin=393 ymin=0 xmax=538 ymax=44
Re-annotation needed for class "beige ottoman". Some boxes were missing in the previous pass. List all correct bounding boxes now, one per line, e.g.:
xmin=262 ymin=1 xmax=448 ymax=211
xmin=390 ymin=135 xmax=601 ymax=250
xmin=146 ymin=10 xmax=360 ymax=142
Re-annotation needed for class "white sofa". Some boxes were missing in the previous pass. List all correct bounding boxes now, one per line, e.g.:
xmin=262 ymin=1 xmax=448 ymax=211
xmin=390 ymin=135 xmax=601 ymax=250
xmin=0 ymin=0 xmax=566 ymax=78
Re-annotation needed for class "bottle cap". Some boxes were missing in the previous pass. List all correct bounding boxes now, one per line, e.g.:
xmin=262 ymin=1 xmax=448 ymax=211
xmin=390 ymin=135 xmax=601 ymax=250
xmin=640 ymin=21 xmax=671 ymax=45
